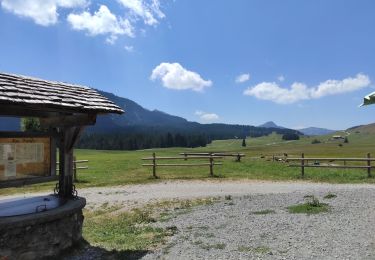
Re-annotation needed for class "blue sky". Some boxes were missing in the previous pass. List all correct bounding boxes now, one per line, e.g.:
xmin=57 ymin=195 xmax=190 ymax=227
xmin=0 ymin=0 xmax=374 ymax=130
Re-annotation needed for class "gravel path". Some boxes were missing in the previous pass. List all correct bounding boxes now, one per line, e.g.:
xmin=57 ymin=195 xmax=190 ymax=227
xmin=4 ymin=180 xmax=375 ymax=259
xmin=143 ymin=186 xmax=375 ymax=260
xmin=4 ymin=180 xmax=371 ymax=210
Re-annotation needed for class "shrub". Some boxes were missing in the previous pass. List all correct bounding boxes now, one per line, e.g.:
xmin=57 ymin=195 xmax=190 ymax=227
xmin=311 ymin=139 xmax=321 ymax=144
xmin=282 ymin=133 xmax=300 ymax=141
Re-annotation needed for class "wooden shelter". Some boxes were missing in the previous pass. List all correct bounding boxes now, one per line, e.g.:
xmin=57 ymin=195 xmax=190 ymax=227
xmin=0 ymin=72 xmax=123 ymax=197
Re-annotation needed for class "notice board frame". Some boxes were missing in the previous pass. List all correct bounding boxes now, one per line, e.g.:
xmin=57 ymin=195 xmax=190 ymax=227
xmin=0 ymin=131 xmax=57 ymax=188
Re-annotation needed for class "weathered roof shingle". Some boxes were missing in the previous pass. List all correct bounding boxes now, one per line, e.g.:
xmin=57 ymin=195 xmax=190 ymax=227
xmin=0 ymin=72 xmax=124 ymax=114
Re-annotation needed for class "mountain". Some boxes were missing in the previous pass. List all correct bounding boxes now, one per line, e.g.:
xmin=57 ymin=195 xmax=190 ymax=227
xmin=0 ymin=89 xmax=301 ymax=150
xmin=258 ymin=121 xmax=285 ymax=129
xmin=347 ymin=122 xmax=375 ymax=134
xmin=298 ymin=127 xmax=337 ymax=136
xmin=92 ymin=91 xmax=300 ymax=137
xmin=98 ymin=90 xmax=188 ymax=127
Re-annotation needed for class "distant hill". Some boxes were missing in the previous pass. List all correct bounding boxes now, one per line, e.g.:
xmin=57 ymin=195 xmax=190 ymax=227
xmin=347 ymin=122 xmax=375 ymax=134
xmin=298 ymin=127 xmax=337 ymax=136
xmin=90 ymin=90 xmax=189 ymax=132
xmin=258 ymin=121 xmax=285 ymax=129
xmin=0 ymin=89 xmax=302 ymax=150
xmin=88 ymin=90 xmax=300 ymax=138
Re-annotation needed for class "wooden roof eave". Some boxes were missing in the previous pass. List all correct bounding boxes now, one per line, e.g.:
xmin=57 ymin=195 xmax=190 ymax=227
xmin=0 ymin=102 xmax=123 ymax=118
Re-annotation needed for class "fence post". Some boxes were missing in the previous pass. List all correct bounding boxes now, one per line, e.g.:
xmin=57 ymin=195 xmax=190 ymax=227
xmin=301 ymin=153 xmax=305 ymax=178
xmin=236 ymin=153 xmax=241 ymax=162
xmin=73 ymin=156 xmax=77 ymax=182
xmin=152 ymin=152 xmax=157 ymax=178
xmin=368 ymin=153 xmax=372 ymax=178
xmin=184 ymin=152 xmax=187 ymax=161
xmin=209 ymin=156 xmax=214 ymax=177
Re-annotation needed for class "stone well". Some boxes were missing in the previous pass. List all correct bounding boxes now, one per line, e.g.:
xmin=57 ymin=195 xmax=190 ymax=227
xmin=0 ymin=197 xmax=86 ymax=260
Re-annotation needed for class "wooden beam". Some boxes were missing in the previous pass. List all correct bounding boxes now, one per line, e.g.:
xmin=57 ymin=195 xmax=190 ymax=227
xmin=58 ymin=126 xmax=85 ymax=198
xmin=0 ymin=176 xmax=59 ymax=189
xmin=288 ymin=157 xmax=375 ymax=161
xmin=142 ymin=163 xmax=223 ymax=166
xmin=0 ymin=105 xmax=62 ymax=118
xmin=40 ymin=114 xmax=96 ymax=128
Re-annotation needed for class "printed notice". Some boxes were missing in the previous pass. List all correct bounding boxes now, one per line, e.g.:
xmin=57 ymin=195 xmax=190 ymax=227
xmin=15 ymin=143 xmax=44 ymax=163
xmin=0 ymin=144 xmax=15 ymax=162
xmin=4 ymin=160 xmax=16 ymax=177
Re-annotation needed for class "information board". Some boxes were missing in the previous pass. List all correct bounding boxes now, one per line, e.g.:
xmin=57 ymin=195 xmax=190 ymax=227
xmin=0 ymin=137 xmax=51 ymax=182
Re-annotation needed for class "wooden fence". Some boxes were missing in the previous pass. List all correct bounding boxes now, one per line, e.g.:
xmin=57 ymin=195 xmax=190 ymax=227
xmin=57 ymin=156 xmax=88 ymax=181
xmin=288 ymin=153 xmax=375 ymax=178
xmin=179 ymin=152 xmax=245 ymax=162
xmin=142 ymin=153 xmax=222 ymax=178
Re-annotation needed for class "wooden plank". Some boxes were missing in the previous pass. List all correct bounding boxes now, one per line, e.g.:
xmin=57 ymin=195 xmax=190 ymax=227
xmin=179 ymin=152 xmax=245 ymax=157
xmin=142 ymin=156 xmax=223 ymax=160
xmin=142 ymin=163 xmax=223 ymax=167
xmin=289 ymin=165 xmax=374 ymax=169
xmin=288 ymin=157 xmax=375 ymax=161
xmin=0 ymin=176 xmax=59 ymax=188
xmin=368 ymin=153 xmax=372 ymax=177
xmin=75 ymin=166 xmax=88 ymax=170
xmin=40 ymin=114 xmax=96 ymax=127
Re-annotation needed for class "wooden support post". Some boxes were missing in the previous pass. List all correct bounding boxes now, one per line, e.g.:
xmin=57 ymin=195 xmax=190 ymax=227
xmin=184 ymin=153 xmax=187 ymax=161
xmin=368 ymin=153 xmax=372 ymax=178
xmin=209 ymin=156 xmax=214 ymax=177
xmin=301 ymin=153 xmax=305 ymax=178
xmin=58 ymin=126 xmax=84 ymax=198
xmin=73 ymin=156 xmax=77 ymax=182
xmin=152 ymin=152 xmax=157 ymax=178
xmin=236 ymin=153 xmax=241 ymax=162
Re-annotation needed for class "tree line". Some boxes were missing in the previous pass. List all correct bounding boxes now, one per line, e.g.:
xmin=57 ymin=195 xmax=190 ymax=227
xmin=77 ymin=132 xmax=209 ymax=150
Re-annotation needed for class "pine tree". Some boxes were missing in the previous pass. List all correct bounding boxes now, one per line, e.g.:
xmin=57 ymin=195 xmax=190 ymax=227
xmin=20 ymin=118 xmax=42 ymax=132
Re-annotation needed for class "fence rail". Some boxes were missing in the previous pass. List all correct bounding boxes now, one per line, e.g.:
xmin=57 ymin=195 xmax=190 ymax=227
xmin=142 ymin=153 xmax=222 ymax=178
xmin=288 ymin=153 xmax=374 ymax=178
xmin=57 ymin=157 xmax=88 ymax=181
xmin=179 ymin=152 xmax=245 ymax=162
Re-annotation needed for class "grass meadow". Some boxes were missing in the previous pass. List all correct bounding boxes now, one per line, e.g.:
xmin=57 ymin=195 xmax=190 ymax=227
xmin=1 ymin=129 xmax=375 ymax=196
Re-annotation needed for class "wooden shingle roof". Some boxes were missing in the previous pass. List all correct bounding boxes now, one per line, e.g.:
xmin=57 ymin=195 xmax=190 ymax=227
xmin=0 ymin=72 xmax=124 ymax=115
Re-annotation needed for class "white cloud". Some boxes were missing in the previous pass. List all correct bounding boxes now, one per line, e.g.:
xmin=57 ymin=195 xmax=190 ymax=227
xmin=1 ymin=0 xmax=87 ymax=26
xmin=278 ymin=75 xmax=285 ymax=82
xmin=117 ymin=0 xmax=165 ymax=26
xmin=1 ymin=0 xmax=166 ymax=44
xmin=235 ymin=73 xmax=250 ymax=83
xmin=195 ymin=111 xmax=219 ymax=122
xmin=67 ymin=5 xmax=134 ymax=43
xmin=150 ymin=62 xmax=212 ymax=92
xmin=124 ymin=45 xmax=134 ymax=52
xmin=244 ymin=73 xmax=371 ymax=104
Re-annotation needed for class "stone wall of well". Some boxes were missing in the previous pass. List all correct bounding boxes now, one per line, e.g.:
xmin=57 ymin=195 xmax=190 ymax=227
xmin=0 ymin=197 xmax=86 ymax=260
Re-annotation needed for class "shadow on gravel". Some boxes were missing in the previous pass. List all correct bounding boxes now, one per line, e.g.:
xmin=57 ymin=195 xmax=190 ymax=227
xmin=56 ymin=239 xmax=150 ymax=260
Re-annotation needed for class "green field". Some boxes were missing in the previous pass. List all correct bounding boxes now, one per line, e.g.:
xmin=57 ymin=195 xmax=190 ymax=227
xmin=2 ymin=129 xmax=375 ymax=195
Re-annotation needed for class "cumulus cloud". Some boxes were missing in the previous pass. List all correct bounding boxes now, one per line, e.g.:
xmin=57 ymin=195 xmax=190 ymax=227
xmin=277 ymin=75 xmax=285 ymax=82
xmin=244 ymin=73 xmax=371 ymax=104
xmin=150 ymin=62 xmax=212 ymax=92
xmin=117 ymin=0 xmax=165 ymax=26
xmin=195 ymin=111 xmax=219 ymax=122
xmin=1 ymin=0 xmax=166 ymax=44
xmin=235 ymin=73 xmax=250 ymax=83
xmin=0 ymin=0 xmax=87 ymax=26
xmin=67 ymin=5 xmax=134 ymax=43
xmin=124 ymin=45 xmax=134 ymax=52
